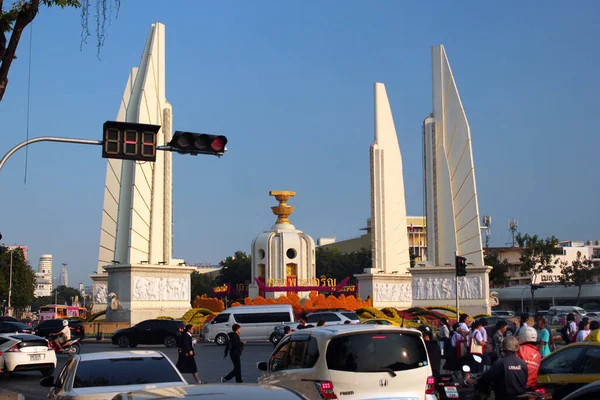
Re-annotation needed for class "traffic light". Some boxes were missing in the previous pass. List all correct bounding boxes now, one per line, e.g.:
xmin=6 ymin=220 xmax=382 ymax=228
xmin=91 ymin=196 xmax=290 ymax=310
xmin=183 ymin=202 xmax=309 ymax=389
xmin=455 ymin=255 xmax=467 ymax=277
xmin=168 ymin=131 xmax=227 ymax=156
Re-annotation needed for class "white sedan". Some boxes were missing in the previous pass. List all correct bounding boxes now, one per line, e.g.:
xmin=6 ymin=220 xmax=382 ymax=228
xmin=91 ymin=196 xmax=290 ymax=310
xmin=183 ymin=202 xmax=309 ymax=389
xmin=41 ymin=350 xmax=187 ymax=400
xmin=0 ymin=333 xmax=57 ymax=376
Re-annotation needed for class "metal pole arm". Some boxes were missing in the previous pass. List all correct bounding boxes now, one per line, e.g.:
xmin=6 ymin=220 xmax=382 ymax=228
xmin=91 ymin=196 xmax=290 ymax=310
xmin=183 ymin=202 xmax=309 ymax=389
xmin=0 ymin=137 xmax=103 ymax=172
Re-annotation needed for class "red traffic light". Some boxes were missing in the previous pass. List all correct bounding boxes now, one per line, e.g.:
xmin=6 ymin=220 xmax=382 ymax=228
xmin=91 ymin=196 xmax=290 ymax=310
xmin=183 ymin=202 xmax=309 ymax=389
xmin=210 ymin=136 xmax=227 ymax=152
xmin=169 ymin=132 xmax=227 ymax=156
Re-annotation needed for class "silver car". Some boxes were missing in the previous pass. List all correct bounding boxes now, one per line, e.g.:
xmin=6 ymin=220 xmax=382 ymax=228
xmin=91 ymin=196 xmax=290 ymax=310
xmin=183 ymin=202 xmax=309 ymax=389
xmin=40 ymin=350 xmax=187 ymax=400
xmin=112 ymin=383 xmax=308 ymax=399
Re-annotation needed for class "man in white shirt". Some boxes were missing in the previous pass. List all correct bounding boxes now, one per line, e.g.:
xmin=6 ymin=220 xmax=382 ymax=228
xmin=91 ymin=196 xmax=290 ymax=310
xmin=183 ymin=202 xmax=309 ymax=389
xmin=51 ymin=320 xmax=71 ymax=351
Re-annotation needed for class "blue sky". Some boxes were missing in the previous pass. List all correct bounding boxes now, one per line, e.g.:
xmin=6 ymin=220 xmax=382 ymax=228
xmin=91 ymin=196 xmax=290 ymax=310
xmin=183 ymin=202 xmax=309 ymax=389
xmin=1 ymin=1 xmax=599 ymax=287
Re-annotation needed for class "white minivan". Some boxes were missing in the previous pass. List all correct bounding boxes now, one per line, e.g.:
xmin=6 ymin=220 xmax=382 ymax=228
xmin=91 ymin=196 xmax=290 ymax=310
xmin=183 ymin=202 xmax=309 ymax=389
xmin=204 ymin=304 xmax=294 ymax=346
xmin=257 ymin=325 xmax=436 ymax=399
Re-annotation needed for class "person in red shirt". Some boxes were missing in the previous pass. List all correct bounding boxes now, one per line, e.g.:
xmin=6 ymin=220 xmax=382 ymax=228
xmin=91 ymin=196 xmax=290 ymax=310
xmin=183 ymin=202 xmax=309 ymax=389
xmin=517 ymin=326 xmax=542 ymax=389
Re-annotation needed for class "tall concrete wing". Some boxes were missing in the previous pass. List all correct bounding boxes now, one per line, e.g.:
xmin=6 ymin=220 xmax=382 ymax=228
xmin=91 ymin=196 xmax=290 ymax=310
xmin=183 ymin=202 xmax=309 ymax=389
xmin=425 ymin=45 xmax=484 ymax=266
xmin=97 ymin=23 xmax=173 ymax=270
xmin=370 ymin=83 xmax=411 ymax=273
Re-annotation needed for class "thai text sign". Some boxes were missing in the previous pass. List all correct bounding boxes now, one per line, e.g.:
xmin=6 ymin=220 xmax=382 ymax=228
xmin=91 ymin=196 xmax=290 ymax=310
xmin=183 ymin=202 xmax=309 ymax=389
xmin=266 ymin=277 xmax=337 ymax=287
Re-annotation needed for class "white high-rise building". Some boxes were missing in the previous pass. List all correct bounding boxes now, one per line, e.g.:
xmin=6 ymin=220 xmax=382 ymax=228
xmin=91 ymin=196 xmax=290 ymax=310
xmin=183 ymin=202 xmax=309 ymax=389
xmin=34 ymin=254 xmax=53 ymax=297
xmin=59 ymin=264 xmax=69 ymax=287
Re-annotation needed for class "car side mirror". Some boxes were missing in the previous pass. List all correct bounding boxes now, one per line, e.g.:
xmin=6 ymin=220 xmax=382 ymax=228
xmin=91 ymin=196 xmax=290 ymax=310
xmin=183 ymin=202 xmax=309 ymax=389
xmin=40 ymin=376 xmax=55 ymax=387
xmin=257 ymin=361 xmax=267 ymax=372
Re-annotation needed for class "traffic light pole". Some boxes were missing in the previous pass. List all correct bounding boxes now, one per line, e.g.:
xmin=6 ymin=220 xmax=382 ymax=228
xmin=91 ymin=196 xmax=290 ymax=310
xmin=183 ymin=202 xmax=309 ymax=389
xmin=455 ymin=252 xmax=459 ymax=322
xmin=455 ymin=275 xmax=460 ymax=323
xmin=0 ymin=136 xmax=199 ymax=174
xmin=0 ymin=137 xmax=103 ymax=173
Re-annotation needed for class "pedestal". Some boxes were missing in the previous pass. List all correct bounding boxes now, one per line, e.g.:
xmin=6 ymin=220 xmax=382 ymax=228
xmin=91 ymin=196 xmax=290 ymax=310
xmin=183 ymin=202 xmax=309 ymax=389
xmin=410 ymin=265 xmax=492 ymax=316
xmin=90 ymin=273 xmax=109 ymax=313
xmin=102 ymin=263 xmax=195 ymax=325
xmin=355 ymin=273 xmax=413 ymax=309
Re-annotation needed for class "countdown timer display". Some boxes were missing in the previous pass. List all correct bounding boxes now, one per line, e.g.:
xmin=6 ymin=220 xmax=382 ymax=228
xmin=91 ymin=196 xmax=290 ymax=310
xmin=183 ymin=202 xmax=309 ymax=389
xmin=102 ymin=121 xmax=161 ymax=162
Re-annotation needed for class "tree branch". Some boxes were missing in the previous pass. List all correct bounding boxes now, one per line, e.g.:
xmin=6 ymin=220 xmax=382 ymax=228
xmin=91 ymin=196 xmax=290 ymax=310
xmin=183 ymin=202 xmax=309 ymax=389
xmin=0 ymin=0 xmax=39 ymax=101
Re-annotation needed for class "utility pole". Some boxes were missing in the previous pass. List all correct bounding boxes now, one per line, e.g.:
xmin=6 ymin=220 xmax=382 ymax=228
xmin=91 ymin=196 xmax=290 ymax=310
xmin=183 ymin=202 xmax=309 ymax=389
xmin=7 ymin=250 xmax=13 ymax=315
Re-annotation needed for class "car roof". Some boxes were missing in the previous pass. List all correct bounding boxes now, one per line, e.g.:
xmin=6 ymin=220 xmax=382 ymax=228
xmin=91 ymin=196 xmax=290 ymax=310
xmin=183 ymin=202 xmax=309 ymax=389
xmin=289 ymin=324 xmax=421 ymax=338
xmin=76 ymin=350 xmax=166 ymax=362
xmin=0 ymin=333 xmax=44 ymax=339
xmin=119 ymin=384 xmax=306 ymax=399
xmin=224 ymin=305 xmax=293 ymax=311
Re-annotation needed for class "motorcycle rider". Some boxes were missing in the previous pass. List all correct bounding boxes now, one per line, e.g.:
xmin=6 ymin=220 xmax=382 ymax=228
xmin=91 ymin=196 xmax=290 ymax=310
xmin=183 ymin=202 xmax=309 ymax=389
xmin=50 ymin=320 xmax=71 ymax=352
xmin=466 ymin=336 xmax=528 ymax=400
xmin=517 ymin=326 xmax=542 ymax=390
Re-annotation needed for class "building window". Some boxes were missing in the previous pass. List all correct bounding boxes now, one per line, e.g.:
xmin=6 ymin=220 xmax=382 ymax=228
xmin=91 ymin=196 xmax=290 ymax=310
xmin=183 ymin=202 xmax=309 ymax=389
xmin=286 ymin=248 xmax=297 ymax=259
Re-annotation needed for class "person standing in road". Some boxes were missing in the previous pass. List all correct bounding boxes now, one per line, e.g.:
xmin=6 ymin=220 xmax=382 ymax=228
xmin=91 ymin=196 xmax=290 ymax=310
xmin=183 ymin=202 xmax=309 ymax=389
xmin=492 ymin=320 xmax=508 ymax=362
xmin=222 ymin=324 xmax=246 ymax=383
xmin=176 ymin=324 xmax=204 ymax=384
xmin=535 ymin=318 xmax=551 ymax=357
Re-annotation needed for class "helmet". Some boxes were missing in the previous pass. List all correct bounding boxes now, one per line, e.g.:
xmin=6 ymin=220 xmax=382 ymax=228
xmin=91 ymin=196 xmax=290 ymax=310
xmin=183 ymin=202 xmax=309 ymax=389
xmin=518 ymin=326 xmax=538 ymax=344
xmin=502 ymin=336 xmax=520 ymax=352
xmin=62 ymin=320 xmax=69 ymax=327
xmin=417 ymin=325 xmax=432 ymax=339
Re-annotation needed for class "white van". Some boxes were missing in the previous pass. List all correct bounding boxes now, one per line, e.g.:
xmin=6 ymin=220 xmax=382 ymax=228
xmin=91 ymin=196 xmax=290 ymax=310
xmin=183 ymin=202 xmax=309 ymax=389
xmin=204 ymin=304 xmax=294 ymax=346
xmin=548 ymin=306 xmax=586 ymax=316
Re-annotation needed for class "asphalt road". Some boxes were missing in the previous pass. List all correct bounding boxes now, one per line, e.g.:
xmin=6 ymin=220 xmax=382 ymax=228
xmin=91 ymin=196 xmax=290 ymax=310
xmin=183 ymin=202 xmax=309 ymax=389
xmin=0 ymin=340 xmax=275 ymax=400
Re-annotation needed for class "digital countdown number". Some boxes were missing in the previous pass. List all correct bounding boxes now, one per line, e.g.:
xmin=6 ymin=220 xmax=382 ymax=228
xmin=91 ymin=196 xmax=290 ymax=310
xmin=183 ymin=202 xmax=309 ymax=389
xmin=102 ymin=121 xmax=161 ymax=162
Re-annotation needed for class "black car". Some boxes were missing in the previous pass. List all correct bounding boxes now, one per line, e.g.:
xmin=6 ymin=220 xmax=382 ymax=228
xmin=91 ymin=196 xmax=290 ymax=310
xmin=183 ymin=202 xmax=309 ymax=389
xmin=0 ymin=321 xmax=34 ymax=334
xmin=35 ymin=319 xmax=85 ymax=339
xmin=111 ymin=319 xmax=184 ymax=348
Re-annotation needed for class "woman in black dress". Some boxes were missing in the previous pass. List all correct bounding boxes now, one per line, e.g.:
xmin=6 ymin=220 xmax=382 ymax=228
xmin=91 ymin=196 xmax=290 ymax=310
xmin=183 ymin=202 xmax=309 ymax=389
xmin=177 ymin=324 xmax=202 ymax=384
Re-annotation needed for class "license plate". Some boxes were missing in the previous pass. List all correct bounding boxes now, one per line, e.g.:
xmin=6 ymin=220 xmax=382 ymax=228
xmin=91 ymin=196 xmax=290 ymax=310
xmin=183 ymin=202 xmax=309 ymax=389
xmin=444 ymin=387 xmax=459 ymax=398
xmin=30 ymin=354 xmax=42 ymax=361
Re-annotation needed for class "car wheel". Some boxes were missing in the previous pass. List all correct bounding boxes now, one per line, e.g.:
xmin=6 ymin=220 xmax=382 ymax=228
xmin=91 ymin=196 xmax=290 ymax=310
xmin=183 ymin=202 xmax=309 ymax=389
xmin=215 ymin=333 xmax=228 ymax=346
xmin=164 ymin=335 xmax=177 ymax=348
xmin=270 ymin=333 xmax=280 ymax=345
xmin=117 ymin=336 xmax=130 ymax=348
xmin=41 ymin=367 xmax=54 ymax=377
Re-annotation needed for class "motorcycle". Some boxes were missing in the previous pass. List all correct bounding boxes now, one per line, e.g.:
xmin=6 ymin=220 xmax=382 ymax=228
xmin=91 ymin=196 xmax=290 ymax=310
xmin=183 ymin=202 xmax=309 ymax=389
xmin=440 ymin=363 xmax=548 ymax=400
xmin=48 ymin=336 xmax=82 ymax=355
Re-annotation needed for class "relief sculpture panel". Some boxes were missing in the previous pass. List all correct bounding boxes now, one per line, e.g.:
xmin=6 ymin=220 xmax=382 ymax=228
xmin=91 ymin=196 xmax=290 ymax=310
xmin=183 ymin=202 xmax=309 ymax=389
xmin=94 ymin=284 xmax=107 ymax=304
xmin=133 ymin=277 xmax=190 ymax=301
xmin=412 ymin=276 xmax=482 ymax=300
xmin=373 ymin=282 xmax=412 ymax=302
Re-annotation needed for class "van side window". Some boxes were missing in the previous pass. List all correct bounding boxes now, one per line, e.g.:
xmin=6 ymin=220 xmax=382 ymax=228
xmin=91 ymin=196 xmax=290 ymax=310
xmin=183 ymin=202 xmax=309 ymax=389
xmin=213 ymin=313 xmax=230 ymax=324
xmin=233 ymin=312 xmax=291 ymax=324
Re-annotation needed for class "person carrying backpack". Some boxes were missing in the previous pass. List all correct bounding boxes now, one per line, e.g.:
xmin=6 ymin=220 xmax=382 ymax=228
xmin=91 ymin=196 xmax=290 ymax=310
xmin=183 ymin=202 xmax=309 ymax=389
xmin=560 ymin=313 xmax=577 ymax=344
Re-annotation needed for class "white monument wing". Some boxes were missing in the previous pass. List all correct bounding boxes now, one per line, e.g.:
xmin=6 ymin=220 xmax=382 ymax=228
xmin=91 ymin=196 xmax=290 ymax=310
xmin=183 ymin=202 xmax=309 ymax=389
xmin=431 ymin=45 xmax=484 ymax=266
xmin=370 ymin=83 xmax=411 ymax=273
xmin=98 ymin=23 xmax=173 ymax=268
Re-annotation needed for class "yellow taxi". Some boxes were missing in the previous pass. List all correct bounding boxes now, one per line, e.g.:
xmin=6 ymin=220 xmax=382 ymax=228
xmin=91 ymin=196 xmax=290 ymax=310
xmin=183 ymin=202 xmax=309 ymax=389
xmin=360 ymin=318 xmax=401 ymax=326
xmin=537 ymin=340 xmax=600 ymax=399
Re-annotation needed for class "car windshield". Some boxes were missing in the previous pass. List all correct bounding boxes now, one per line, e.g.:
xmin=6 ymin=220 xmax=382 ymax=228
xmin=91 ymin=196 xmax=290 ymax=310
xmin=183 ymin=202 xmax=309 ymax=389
xmin=341 ymin=312 xmax=359 ymax=320
xmin=73 ymin=357 xmax=182 ymax=388
xmin=326 ymin=332 xmax=428 ymax=372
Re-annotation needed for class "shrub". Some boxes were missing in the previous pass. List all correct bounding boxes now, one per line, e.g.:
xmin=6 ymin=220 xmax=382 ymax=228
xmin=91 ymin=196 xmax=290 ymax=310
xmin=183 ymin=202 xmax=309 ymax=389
xmin=86 ymin=310 xmax=106 ymax=322
xmin=192 ymin=295 xmax=225 ymax=312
